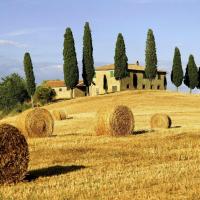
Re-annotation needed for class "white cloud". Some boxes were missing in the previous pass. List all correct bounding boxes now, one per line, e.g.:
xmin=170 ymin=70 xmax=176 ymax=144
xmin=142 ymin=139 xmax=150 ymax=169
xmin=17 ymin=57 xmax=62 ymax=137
xmin=0 ymin=40 xmax=27 ymax=48
xmin=1 ymin=27 xmax=56 ymax=37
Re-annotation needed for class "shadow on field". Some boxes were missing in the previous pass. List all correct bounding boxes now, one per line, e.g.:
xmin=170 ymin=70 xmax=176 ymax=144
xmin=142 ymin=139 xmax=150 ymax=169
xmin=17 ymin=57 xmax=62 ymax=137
xmin=171 ymin=126 xmax=181 ymax=129
xmin=133 ymin=129 xmax=154 ymax=135
xmin=26 ymin=165 xmax=86 ymax=182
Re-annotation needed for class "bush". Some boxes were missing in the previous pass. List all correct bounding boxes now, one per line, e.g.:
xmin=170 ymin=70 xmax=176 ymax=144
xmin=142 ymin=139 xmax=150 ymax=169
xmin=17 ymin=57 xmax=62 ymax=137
xmin=34 ymin=86 xmax=56 ymax=105
xmin=0 ymin=73 xmax=30 ymax=112
xmin=13 ymin=103 xmax=32 ymax=113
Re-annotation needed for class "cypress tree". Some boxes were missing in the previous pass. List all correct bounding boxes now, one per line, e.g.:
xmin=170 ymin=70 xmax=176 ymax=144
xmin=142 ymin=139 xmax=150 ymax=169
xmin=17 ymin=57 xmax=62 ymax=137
xmin=82 ymin=22 xmax=95 ymax=96
xmin=171 ymin=47 xmax=183 ymax=91
xmin=63 ymin=28 xmax=79 ymax=99
xmin=24 ymin=52 xmax=36 ymax=107
xmin=145 ymin=29 xmax=157 ymax=82
xmin=197 ymin=67 xmax=200 ymax=89
xmin=184 ymin=55 xmax=198 ymax=93
xmin=103 ymin=75 xmax=108 ymax=94
xmin=114 ymin=33 xmax=128 ymax=80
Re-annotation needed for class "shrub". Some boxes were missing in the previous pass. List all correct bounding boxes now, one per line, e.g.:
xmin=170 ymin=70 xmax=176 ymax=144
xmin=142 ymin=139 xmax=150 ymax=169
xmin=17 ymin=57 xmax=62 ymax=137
xmin=34 ymin=85 xmax=56 ymax=105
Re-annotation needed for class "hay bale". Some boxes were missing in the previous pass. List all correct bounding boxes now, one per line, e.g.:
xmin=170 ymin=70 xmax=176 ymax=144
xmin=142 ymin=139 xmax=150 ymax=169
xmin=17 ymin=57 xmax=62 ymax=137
xmin=16 ymin=108 xmax=54 ymax=137
xmin=0 ymin=124 xmax=29 ymax=184
xmin=52 ymin=110 xmax=66 ymax=121
xmin=95 ymin=105 xmax=134 ymax=136
xmin=150 ymin=113 xmax=172 ymax=129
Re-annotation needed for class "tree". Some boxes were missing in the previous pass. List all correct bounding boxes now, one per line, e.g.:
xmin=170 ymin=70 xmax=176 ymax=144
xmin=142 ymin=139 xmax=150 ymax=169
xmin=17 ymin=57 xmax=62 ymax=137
xmin=63 ymin=28 xmax=79 ymax=99
xmin=171 ymin=47 xmax=183 ymax=91
xmin=24 ymin=52 xmax=36 ymax=107
xmin=145 ymin=29 xmax=157 ymax=83
xmin=103 ymin=75 xmax=108 ymax=93
xmin=114 ymin=33 xmax=128 ymax=80
xmin=164 ymin=76 xmax=167 ymax=90
xmin=197 ymin=67 xmax=200 ymax=89
xmin=34 ymin=85 xmax=56 ymax=105
xmin=0 ymin=73 xmax=29 ymax=112
xmin=82 ymin=22 xmax=95 ymax=96
xmin=184 ymin=55 xmax=198 ymax=93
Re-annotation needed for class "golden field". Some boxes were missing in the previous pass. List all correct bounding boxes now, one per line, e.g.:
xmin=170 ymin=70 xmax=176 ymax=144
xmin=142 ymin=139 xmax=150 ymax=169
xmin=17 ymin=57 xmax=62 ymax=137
xmin=1 ymin=90 xmax=200 ymax=199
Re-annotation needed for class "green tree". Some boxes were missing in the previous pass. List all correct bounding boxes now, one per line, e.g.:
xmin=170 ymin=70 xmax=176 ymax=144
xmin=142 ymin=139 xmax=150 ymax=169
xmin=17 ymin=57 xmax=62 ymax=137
xmin=184 ymin=55 xmax=198 ymax=93
xmin=114 ymin=33 xmax=128 ymax=80
xmin=197 ymin=67 xmax=200 ymax=89
xmin=24 ymin=52 xmax=36 ymax=107
xmin=82 ymin=22 xmax=95 ymax=96
xmin=145 ymin=29 xmax=157 ymax=83
xmin=103 ymin=75 xmax=108 ymax=94
xmin=171 ymin=47 xmax=183 ymax=91
xmin=63 ymin=28 xmax=79 ymax=99
xmin=0 ymin=73 xmax=29 ymax=112
xmin=34 ymin=85 xmax=56 ymax=105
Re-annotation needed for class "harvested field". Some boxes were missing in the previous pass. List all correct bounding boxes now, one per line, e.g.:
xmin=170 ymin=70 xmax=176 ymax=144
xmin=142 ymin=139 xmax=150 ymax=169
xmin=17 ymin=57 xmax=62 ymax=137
xmin=1 ymin=90 xmax=200 ymax=199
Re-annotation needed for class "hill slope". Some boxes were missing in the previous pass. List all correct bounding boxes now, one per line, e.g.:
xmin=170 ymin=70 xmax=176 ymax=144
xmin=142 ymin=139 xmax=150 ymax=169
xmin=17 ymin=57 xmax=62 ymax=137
xmin=1 ymin=90 xmax=200 ymax=199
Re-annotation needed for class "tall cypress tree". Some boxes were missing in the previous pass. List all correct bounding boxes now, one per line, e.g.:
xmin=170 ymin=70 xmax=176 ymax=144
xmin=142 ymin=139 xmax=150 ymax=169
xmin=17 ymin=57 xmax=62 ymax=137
xmin=63 ymin=28 xmax=79 ymax=99
xmin=145 ymin=29 xmax=157 ymax=83
xmin=171 ymin=47 xmax=183 ymax=91
xmin=197 ymin=67 xmax=200 ymax=89
xmin=24 ymin=52 xmax=36 ymax=107
xmin=114 ymin=33 xmax=128 ymax=80
xmin=184 ymin=55 xmax=198 ymax=93
xmin=82 ymin=22 xmax=95 ymax=96
xmin=103 ymin=75 xmax=108 ymax=94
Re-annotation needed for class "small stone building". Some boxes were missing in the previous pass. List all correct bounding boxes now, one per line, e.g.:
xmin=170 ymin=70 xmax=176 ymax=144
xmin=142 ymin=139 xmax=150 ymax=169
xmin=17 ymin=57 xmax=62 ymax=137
xmin=90 ymin=64 xmax=167 ymax=96
xmin=45 ymin=80 xmax=86 ymax=99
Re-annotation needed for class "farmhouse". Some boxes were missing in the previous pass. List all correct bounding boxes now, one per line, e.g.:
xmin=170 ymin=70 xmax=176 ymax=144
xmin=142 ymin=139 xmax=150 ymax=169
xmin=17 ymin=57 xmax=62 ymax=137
xmin=90 ymin=63 xmax=167 ymax=96
xmin=46 ymin=63 xmax=167 ymax=99
xmin=45 ymin=80 xmax=86 ymax=99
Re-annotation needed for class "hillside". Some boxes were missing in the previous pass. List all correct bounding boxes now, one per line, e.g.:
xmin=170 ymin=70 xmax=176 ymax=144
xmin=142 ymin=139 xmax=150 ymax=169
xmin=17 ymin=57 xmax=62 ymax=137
xmin=1 ymin=90 xmax=200 ymax=199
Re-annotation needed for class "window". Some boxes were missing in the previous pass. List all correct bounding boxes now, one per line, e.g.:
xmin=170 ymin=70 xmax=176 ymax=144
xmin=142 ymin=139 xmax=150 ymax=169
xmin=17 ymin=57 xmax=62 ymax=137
xmin=142 ymin=84 xmax=145 ymax=89
xmin=59 ymin=88 xmax=62 ymax=92
xmin=110 ymin=70 xmax=114 ymax=77
xmin=151 ymin=85 xmax=153 ymax=89
xmin=158 ymin=74 xmax=161 ymax=80
xmin=127 ymin=84 xmax=130 ymax=89
xmin=157 ymin=85 xmax=160 ymax=90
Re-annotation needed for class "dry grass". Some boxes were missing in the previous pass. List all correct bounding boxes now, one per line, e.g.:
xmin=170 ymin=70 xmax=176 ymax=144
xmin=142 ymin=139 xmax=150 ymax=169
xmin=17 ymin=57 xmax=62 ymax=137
xmin=1 ymin=90 xmax=200 ymax=199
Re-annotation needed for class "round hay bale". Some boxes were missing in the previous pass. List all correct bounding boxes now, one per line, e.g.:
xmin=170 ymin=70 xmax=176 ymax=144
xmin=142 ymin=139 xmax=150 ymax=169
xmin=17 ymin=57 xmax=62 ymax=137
xmin=52 ymin=110 xmax=66 ymax=121
xmin=0 ymin=124 xmax=29 ymax=184
xmin=95 ymin=105 xmax=134 ymax=136
xmin=16 ymin=108 xmax=54 ymax=137
xmin=150 ymin=113 xmax=172 ymax=129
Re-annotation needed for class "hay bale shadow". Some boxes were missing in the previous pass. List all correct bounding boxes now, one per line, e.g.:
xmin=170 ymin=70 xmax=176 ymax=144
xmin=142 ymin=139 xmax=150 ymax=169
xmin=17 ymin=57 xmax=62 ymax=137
xmin=132 ymin=129 xmax=154 ymax=135
xmin=25 ymin=165 xmax=86 ymax=182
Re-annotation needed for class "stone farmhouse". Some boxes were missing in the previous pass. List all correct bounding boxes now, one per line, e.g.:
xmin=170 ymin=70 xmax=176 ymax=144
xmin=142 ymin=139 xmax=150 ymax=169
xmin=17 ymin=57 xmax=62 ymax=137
xmin=45 ymin=63 xmax=167 ymax=99
xmin=45 ymin=80 xmax=86 ymax=99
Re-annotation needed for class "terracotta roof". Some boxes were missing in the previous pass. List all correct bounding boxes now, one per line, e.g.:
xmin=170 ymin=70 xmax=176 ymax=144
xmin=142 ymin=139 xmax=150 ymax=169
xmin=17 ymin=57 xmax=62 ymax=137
xmin=95 ymin=64 xmax=166 ymax=73
xmin=45 ymin=80 xmax=84 ymax=88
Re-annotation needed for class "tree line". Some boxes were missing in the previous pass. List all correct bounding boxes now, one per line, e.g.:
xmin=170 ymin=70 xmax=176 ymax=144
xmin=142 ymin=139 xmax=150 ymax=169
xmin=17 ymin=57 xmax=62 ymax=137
xmin=171 ymin=48 xmax=199 ymax=93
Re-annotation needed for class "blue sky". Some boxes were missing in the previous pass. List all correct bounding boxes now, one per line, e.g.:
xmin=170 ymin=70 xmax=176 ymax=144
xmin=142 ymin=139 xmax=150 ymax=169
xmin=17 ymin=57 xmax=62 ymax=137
xmin=0 ymin=0 xmax=200 ymax=91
